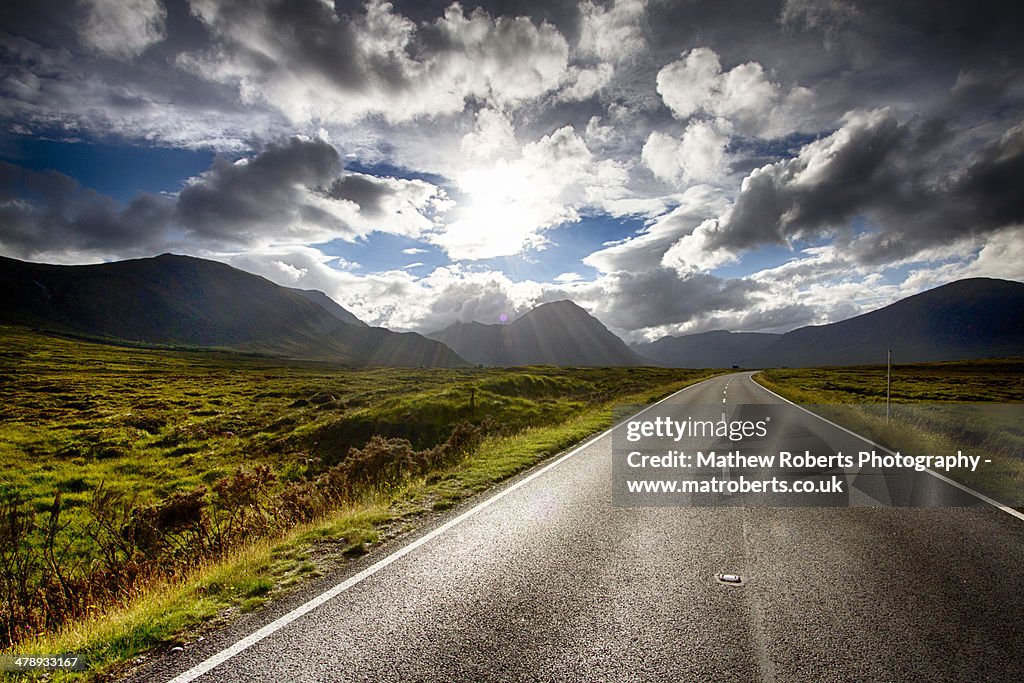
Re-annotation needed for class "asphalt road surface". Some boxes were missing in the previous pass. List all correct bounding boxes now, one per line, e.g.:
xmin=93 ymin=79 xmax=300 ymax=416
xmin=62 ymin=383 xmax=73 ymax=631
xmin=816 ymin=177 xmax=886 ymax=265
xmin=140 ymin=372 xmax=1024 ymax=682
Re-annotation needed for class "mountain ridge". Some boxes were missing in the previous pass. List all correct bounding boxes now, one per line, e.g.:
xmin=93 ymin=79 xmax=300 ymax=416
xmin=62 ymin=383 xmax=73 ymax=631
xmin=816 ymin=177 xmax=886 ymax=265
xmin=3 ymin=253 xmax=1021 ymax=369
xmin=290 ymin=288 xmax=367 ymax=327
xmin=0 ymin=253 xmax=465 ymax=367
xmin=427 ymin=300 xmax=644 ymax=367
xmin=748 ymin=277 xmax=1024 ymax=367
xmin=632 ymin=330 xmax=781 ymax=368
xmin=638 ymin=278 xmax=1024 ymax=368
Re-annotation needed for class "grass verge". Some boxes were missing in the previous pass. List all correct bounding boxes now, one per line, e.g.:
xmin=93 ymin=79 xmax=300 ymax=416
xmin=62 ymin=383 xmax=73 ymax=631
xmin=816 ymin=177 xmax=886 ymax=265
xmin=754 ymin=361 xmax=1024 ymax=508
xmin=4 ymin=365 xmax=723 ymax=681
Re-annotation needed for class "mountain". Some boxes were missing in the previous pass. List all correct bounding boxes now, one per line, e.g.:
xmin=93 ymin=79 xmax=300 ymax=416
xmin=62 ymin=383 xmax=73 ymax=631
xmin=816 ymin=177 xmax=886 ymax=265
xmin=632 ymin=330 xmax=781 ymax=368
xmin=290 ymin=288 xmax=367 ymax=326
xmin=427 ymin=300 xmax=644 ymax=367
xmin=0 ymin=254 xmax=465 ymax=367
xmin=749 ymin=277 xmax=1024 ymax=367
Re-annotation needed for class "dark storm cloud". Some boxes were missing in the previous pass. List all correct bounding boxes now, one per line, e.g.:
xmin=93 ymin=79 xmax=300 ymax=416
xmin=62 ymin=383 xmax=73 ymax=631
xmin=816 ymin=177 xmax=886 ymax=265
xmin=551 ymin=268 xmax=760 ymax=331
xmin=0 ymin=161 xmax=174 ymax=258
xmin=176 ymin=136 xmax=344 ymax=243
xmin=0 ymin=1 xmax=87 ymax=50
xmin=176 ymin=136 xmax=447 ymax=245
xmin=326 ymin=175 xmax=391 ymax=216
xmin=189 ymin=0 xmax=378 ymax=92
xmin=0 ymin=136 xmax=442 ymax=259
xmin=632 ymin=0 xmax=1024 ymax=135
xmin=700 ymin=109 xmax=1024 ymax=266
xmin=848 ymin=119 xmax=1024 ymax=263
xmin=953 ymin=123 xmax=1024 ymax=233
xmin=715 ymin=109 xmax=910 ymax=251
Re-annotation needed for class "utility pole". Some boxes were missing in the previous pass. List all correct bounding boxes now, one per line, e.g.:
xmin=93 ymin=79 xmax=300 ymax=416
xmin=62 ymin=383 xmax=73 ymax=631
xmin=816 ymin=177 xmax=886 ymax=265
xmin=886 ymin=349 xmax=892 ymax=422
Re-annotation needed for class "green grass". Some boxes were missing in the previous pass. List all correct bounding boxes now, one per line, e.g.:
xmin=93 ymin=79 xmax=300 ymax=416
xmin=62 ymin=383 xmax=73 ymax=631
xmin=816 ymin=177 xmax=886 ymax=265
xmin=0 ymin=325 xmax=724 ymax=679
xmin=755 ymin=359 xmax=1024 ymax=505
xmin=757 ymin=358 xmax=1024 ymax=403
xmin=0 ymin=326 xmax=700 ymax=524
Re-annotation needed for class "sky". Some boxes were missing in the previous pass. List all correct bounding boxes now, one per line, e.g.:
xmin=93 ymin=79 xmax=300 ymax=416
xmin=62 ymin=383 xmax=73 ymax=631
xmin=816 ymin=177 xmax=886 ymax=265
xmin=1 ymin=0 xmax=1022 ymax=342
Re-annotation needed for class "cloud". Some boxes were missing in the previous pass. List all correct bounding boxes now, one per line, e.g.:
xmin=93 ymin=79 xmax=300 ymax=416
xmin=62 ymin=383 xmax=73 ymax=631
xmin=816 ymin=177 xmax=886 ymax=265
xmin=434 ymin=124 xmax=630 ymax=260
xmin=246 ymin=254 xmax=543 ymax=332
xmin=642 ymin=120 xmax=730 ymax=184
xmin=176 ymin=136 xmax=447 ymax=248
xmin=558 ymin=62 xmax=615 ymax=101
xmin=583 ymin=184 xmax=728 ymax=273
xmin=176 ymin=137 xmax=347 ymax=246
xmin=0 ymin=26 xmax=285 ymax=149
xmin=779 ymin=0 xmax=861 ymax=46
xmin=326 ymin=172 xmax=452 ymax=234
xmin=460 ymin=108 xmax=517 ymax=161
xmin=78 ymin=0 xmax=167 ymax=59
xmin=732 ymin=226 xmax=1024 ymax=337
xmin=964 ymin=227 xmax=1024 ymax=280
xmin=577 ymin=0 xmax=647 ymax=63
xmin=897 ymin=227 xmax=1024 ymax=292
xmin=556 ymin=268 xmax=759 ymax=333
xmin=655 ymin=46 xmax=814 ymax=137
xmin=0 ymin=137 xmax=449 ymax=259
xmin=661 ymin=218 xmax=737 ymax=273
xmin=216 ymin=242 xmax=761 ymax=341
xmin=182 ymin=0 xmax=571 ymax=124
xmin=690 ymin=111 xmax=1024 ymax=269
xmin=0 ymin=161 xmax=174 ymax=261
xmin=693 ymin=303 xmax=820 ymax=335
xmin=950 ymin=120 xmax=1024 ymax=232
xmin=707 ymin=109 xmax=913 ymax=256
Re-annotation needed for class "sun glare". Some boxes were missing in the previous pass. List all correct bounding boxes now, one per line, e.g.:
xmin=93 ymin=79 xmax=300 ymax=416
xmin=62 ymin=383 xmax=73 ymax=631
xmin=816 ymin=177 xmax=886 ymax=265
xmin=436 ymin=163 xmax=551 ymax=260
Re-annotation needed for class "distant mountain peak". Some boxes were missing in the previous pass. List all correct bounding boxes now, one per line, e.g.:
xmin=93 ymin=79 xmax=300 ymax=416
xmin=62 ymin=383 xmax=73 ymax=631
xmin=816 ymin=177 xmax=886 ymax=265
xmin=532 ymin=299 xmax=588 ymax=312
xmin=427 ymin=299 xmax=642 ymax=367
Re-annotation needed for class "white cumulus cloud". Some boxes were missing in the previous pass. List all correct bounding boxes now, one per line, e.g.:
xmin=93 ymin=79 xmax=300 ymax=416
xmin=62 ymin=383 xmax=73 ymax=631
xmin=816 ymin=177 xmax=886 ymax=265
xmin=655 ymin=47 xmax=814 ymax=137
xmin=642 ymin=120 xmax=730 ymax=184
xmin=577 ymin=0 xmax=648 ymax=63
xmin=78 ymin=0 xmax=167 ymax=59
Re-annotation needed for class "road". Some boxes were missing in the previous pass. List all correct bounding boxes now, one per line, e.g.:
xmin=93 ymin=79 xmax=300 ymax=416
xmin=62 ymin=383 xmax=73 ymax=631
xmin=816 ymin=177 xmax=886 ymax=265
xmin=141 ymin=372 xmax=1024 ymax=682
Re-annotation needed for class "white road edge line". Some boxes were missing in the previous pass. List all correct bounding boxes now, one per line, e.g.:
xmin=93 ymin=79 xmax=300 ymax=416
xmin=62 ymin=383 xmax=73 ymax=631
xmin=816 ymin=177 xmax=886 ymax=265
xmin=750 ymin=372 xmax=1024 ymax=523
xmin=165 ymin=375 xmax=721 ymax=683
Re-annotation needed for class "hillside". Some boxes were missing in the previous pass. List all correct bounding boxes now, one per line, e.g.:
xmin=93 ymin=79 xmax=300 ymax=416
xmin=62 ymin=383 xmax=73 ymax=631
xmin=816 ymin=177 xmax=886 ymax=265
xmin=0 ymin=254 xmax=465 ymax=367
xmin=750 ymin=278 xmax=1024 ymax=367
xmin=291 ymin=288 xmax=367 ymax=326
xmin=632 ymin=330 xmax=781 ymax=368
xmin=428 ymin=300 xmax=644 ymax=367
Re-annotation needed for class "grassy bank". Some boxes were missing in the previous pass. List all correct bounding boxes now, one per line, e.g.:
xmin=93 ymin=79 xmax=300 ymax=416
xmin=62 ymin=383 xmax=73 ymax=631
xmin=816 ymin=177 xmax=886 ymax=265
xmin=0 ymin=325 xmax=722 ymax=679
xmin=755 ymin=359 xmax=1024 ymax=505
